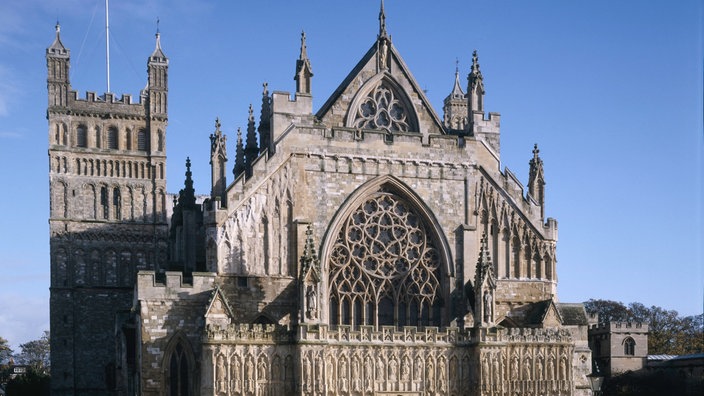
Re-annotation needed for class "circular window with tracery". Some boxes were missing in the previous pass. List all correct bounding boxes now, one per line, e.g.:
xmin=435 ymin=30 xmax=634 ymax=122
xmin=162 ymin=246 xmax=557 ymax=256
xmin=328 ymin=191 xmax=443 ymax=329
xmin=352 ymin=83 xmax=412 ymax=132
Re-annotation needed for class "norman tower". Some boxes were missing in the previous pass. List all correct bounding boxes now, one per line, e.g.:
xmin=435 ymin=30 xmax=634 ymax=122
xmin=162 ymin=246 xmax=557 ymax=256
xmin=47 ymin=24 xmax=169 ymax=395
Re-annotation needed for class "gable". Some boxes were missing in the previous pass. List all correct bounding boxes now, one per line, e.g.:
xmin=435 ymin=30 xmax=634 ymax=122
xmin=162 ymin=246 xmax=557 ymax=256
xmin=316 ymin=39 xmax=444 ymax=135
xmin=204 ymin=287 xmax=235 ymax=327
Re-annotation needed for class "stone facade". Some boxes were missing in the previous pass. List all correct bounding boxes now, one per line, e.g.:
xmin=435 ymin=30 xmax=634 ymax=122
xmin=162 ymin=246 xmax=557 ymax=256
xmin=48 ymin=4 xmax=593 ymax=396
xmin=588 ymin=321 xmax=648 ymax=375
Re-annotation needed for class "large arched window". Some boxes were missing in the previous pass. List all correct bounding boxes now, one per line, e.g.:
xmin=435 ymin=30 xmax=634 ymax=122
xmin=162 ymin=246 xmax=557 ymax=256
xmin=624 ymin=337 xmax=636 ymax=356
xmin=328 ymin=188 xmax=444 ymax=329
xmin=137 ymin=129 xmax=149 ymax=151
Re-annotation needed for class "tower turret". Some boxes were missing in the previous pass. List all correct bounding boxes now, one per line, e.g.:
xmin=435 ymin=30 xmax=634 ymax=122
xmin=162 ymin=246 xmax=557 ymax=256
xmin=146 ymin=31 xmax=168 ymax=117
xmin=209 ymin=118 xmax=227 ymax=206
xmin=46 ymin=23 xmax=70 ymax=108
xmin=294 ymin=31 xmax=313 ymax=95
xmin=528 ymin=144 xmax=546 ymax=219
xmin=466 ymin=50 xmax=501 ymax=153
xmin=443 ymin=60 xmax=468 ymax=131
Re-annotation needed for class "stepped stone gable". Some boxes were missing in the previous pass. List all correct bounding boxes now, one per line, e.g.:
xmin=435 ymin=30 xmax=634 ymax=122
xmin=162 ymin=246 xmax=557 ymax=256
xmin=48 ymin=3 xmax=593 ymax=396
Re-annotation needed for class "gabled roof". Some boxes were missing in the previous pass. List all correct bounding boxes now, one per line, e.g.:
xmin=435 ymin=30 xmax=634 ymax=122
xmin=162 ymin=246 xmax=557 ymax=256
xmin=557 ymin=303 xmax=589 ymax=326
xmin=526 ymin=299 xmax=564 ymax=327
xmin=315 ymin=37 xmax=445 ymax=135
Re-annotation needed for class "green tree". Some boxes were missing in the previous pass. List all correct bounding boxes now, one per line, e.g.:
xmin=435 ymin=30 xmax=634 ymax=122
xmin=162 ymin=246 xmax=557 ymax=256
xmin=585 ymin=299 xmax=704 ymax=355
xmin=0 ymin=336 xmax=12 ymax=363
xmin=16 ymin=331 xmax=50 ymax=374
xmin=5 ymin=366 xmax=50 ymax=396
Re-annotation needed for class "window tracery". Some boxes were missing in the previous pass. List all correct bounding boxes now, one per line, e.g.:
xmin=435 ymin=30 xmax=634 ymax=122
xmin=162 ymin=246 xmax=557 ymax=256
xmin=328 ymin=191 xmax=442 ymax=329
xmin=352 ymin=83 xmax=411 ymax=132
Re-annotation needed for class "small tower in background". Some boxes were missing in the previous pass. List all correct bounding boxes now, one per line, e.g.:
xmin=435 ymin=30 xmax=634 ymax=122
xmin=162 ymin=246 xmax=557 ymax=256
xmin=443 ymin=60 xmax=468 ymax=131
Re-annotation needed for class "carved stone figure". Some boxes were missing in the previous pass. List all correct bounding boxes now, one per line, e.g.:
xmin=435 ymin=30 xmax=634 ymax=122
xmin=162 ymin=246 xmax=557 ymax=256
xmin=401 ymin=356 xmax=411 ymax=381
xmin=216 ymin=355 xmax=226 ymax=393
xmin=306 ymin=284 xmax=317 ymax=319
xmin=483 ymin=290 xmax=493 ymax=323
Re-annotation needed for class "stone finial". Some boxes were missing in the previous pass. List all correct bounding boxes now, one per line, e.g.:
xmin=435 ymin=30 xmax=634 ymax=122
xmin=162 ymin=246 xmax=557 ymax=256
xmin=258 ymin=82 xmax=271 ymax=153
xmin=528 ymin=143 xmax=545 ymax=218
xmin=233 ymin=127 xmax=245 ymax=177
xmin=379 ymin=0 xmax=388 ymax=38
xmin=180 ymin=157 xmax=196 ymax=208
xmin=295 ymin=31 xmax=313 ymax=94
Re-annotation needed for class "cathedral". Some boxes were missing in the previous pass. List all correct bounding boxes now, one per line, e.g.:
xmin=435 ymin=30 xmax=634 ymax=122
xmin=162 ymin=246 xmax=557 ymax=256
xmin=47 ymin=4 xmax=593 ymax=396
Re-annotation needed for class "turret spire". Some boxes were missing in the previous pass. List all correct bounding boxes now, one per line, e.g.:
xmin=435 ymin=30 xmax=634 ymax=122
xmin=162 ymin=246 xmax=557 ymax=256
xmin=244 ymin=104 xmax=259 ymax=178
xmin=528 ymin=143 xmax=546 ymax=219
xmin=233 ymin=127 xmax=245 ymax=178
xmin=258 ymin=82 xmax=271 ymax=153
xmin=210 ymin=118 xmax=227 ymax=206
xmin=295 ymin=31 xmax=313 ymax=94
xmin=442 ymin=59 xmax=467 ymax=130
xmin=179 ymin=157 xmax=196 ymax=208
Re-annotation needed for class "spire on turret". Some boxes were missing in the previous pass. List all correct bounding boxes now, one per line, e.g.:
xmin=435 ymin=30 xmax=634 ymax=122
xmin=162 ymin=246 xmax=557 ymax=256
xmin=244 ymin=104 xmax=259 ymax=178
xmin=450 ymin=59 xmax=465 ymax=99
xmin=528 ymin=144 xmax=546 ymax=219
xmin=209 ymin=118 xmax=227 ymax=206
xmin=179 ymin=157 xmax=196 ymax=209
xmin=233 ymin=127 xmax=245 ymax=178
xmin=47 ymin=22 xmax=69 ymax=57
xmin=295 ymin=31 xmax=314 ymax=95
xmin=149 ymin=28 xmax=167 ymax=65
xmin=258 ymin=83 xmax=271 ymax=153
xmin=474 ymin=233 xmax=496 ymax=327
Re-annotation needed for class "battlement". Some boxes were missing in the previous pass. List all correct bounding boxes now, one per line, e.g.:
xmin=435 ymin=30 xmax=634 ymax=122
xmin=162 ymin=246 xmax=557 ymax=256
xmin=589 ymin=321 xmax=648 ymax=332
xmin=136 ymin=270 xmax=216 ymax=300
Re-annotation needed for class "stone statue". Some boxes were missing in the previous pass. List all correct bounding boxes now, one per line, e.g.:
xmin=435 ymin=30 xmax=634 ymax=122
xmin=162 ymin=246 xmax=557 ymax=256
xmin=306 ymin=284 xmax=318 ymax=319
xmin=483 ymin=290 xmax=493 ymax=323
xmin=216 ymin=355 xmax=226 ymax=393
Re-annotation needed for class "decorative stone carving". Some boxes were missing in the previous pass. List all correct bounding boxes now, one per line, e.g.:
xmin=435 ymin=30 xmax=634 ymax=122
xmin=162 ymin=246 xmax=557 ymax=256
xmin=352 ymin=83 xmax=411 ymax=132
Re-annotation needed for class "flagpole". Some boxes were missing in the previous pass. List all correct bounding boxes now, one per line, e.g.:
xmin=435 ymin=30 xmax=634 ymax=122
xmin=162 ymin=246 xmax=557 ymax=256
xmin=105 ymin=0 xmax=111 ymax=93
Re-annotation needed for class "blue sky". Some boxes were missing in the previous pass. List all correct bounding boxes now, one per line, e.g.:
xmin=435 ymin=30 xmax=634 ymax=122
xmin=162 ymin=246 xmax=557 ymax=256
xmin=0 ymin=0 xmax=701 ymax=350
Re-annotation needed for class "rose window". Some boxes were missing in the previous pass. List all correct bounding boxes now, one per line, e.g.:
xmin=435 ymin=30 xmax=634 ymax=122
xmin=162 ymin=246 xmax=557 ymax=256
xmin=328 ymin=192 xmax=442 ymax=329
xmin=352 ymin=84 xmax=411 ymax=132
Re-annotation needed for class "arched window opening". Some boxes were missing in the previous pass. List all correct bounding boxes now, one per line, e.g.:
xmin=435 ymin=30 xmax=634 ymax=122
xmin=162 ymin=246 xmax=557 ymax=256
xmin=328 ymin=190 xmax=444 ymax=330
xmin=158 ymin=130 xmax=164 ymax=151
xmin=113 ymin=187 xmax=121 ymax=220
xmin=624 ymin=337 xmax=636 ymax=356
xmin=95 ymin=126 xmax=101 ymax=148
xmin=126 ymin=129 xmax=132 ymax=150
xmin=169 ymin=343 xmax=190 ymax=396
xmin=108 ymin=127 xmax=118 ymax=149
xmin=76 ymin=125 xmax=87 ymax=148
xmin=100 ymin=186 xmax=109 ymax=220
xmin=138 ymin=129 xmax=149 ymax=151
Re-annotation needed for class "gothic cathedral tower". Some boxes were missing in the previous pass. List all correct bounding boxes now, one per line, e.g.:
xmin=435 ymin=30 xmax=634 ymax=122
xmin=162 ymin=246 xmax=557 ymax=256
xmin=47 ymin=24 xmax=169 ymax=395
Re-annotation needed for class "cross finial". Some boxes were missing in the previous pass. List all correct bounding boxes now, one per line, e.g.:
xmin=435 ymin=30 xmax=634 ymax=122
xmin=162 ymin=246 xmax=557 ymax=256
xmin=55 ymin=20 xmax=61 ymax=33
xmin=533 ymin=143 xmax=540 ymax=158
xmin=156 ymin=17 xmax=160 ymax=34
xmin=215 ymin=117 xmax=221 ymax=132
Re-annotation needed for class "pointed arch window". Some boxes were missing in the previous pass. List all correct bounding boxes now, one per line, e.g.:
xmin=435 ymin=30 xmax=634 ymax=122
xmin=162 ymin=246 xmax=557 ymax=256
xmin=624 ymin=337 xmax=636 ymax=356
xmin=169 ymin=343 xmax=191 ymax=396
xmin=328 ymin=190 xmax=443 ymax=329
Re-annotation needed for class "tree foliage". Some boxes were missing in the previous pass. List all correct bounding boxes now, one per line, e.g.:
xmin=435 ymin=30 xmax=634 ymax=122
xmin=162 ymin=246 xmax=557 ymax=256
xmin=584 ymin=299 xmax=704 ymax=355
xmin=0 ymin=336 xmax=12 ymax=364
xmin=4 ymin=366 xmax=50 ymax=396
xmin=16 ymin=331 xmax=50 ymax=374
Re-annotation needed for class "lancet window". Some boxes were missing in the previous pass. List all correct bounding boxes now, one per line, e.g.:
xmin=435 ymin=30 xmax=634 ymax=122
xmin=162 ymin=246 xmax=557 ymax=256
xmin=168 ymin=342 xmax=191 ymax=396
xmin=328 ymin=191 xmax=443 ymax=329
